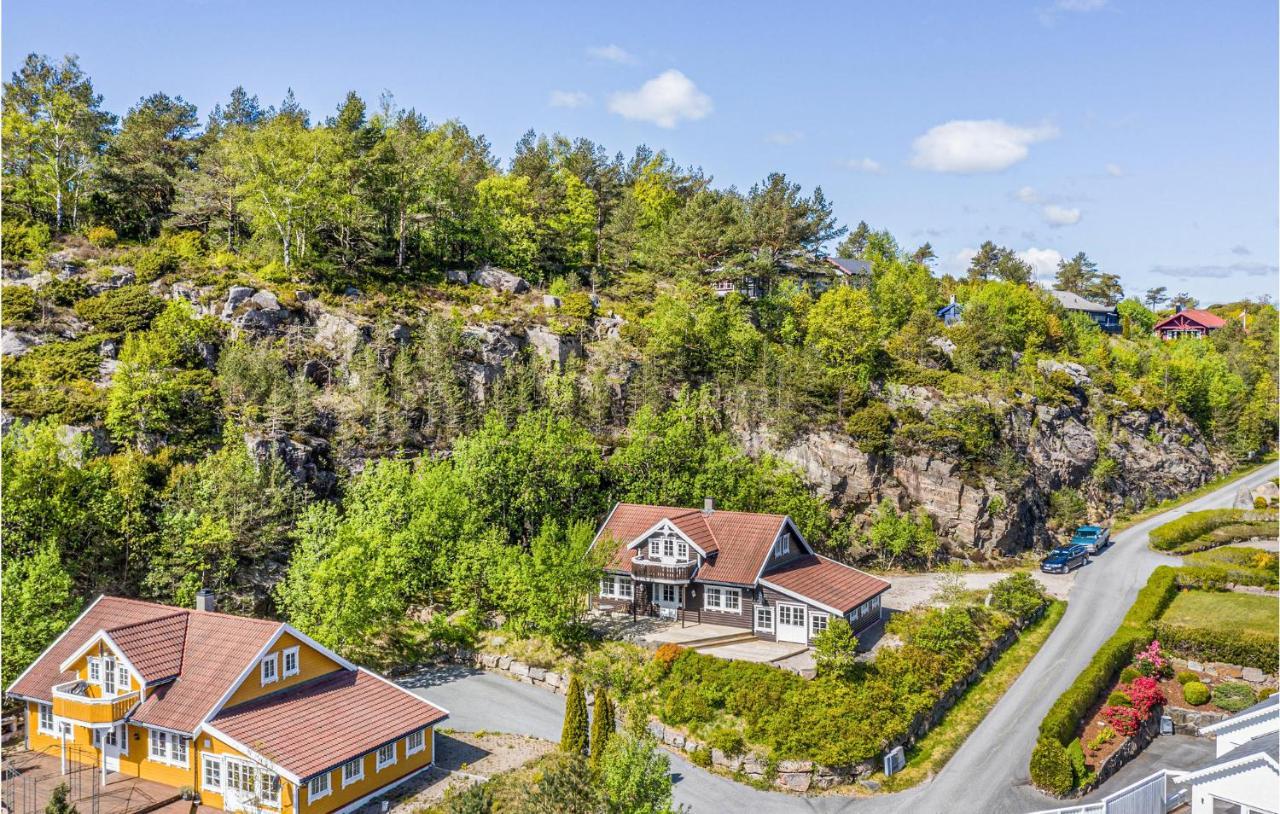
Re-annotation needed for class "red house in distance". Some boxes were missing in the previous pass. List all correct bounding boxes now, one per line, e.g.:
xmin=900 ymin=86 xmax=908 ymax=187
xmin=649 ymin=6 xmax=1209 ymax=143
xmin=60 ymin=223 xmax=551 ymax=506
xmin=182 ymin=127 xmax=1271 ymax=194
xmin=1152 ymin=306 xmax=1226 ymax=340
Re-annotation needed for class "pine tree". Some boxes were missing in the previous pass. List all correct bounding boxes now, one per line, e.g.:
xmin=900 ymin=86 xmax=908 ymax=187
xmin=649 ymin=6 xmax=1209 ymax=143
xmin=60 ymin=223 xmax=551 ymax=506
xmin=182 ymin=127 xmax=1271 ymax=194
xmin=590 ymin=688 xmax=615 ymax=770
xmin=560 ymin=674 xmax=589 ymax=756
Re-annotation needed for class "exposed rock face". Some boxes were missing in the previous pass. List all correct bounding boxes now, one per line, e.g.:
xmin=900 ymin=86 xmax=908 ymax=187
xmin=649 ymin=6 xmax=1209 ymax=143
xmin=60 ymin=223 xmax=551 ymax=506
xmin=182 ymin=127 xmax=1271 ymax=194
xmin=740 ymin=392 xmax=1228 ymax=556
xmin=86 ymin=267 xmax=135 ymax=295
xmin=312 ymin=312 xmax=368 ymax=360
xmin=525 ymin=325 xmax=582 ymax=367
xmin=461 ymin=324 xmax=525 ymax=400
xmin=244 ymin=432 xmax=335 ymax=495
xmin=2 ymin=329 xmax=36 ymax=357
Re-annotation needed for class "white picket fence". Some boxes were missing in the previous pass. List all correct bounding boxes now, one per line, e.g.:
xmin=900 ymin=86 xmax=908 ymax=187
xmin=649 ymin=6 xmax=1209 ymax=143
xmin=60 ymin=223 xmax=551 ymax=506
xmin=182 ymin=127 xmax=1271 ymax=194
xmin=1030 ymin=770 xmax=1188 ymax=814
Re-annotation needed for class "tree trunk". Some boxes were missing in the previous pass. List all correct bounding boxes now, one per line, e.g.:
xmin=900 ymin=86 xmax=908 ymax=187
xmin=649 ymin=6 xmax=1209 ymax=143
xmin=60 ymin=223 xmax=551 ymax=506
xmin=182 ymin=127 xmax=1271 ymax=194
xmin=397 ymin=208 xmax=407 ymax=268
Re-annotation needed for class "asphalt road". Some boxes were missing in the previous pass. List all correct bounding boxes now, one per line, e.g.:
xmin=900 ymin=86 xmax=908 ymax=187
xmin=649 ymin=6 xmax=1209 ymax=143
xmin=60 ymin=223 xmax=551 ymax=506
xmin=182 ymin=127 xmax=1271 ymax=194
xmin=403 ymin=463 xmax=1277 ymax=814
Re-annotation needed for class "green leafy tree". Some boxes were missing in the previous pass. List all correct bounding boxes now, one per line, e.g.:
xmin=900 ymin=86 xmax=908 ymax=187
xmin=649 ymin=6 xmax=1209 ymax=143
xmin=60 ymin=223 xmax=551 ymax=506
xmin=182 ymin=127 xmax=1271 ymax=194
xmin=561 ymin=674 xmax=590 ymax=756
xmin=812 ymin=617 xmax=860 ymax=681
xmin=44 ymin=783 xmax=79 ymax=814
xmin=472 ymin=173 xmax=537 ymax=273
xmin=2 ymin=545 xmax=81 ymax=688
xmin=1144 ymin=286 xmax=1168 ymax=309
xmin=805 ymin=286 xmax=879 ymax=415
xmin=836 ymin=220 xmax=870 ymax=259
xmin=598 ymin=731 xmax=675 ymax=814
xmin=2 ymin=53 xmax=115 ymax=230
xmin=1054 ymin=252 xmax=1098 ymax=296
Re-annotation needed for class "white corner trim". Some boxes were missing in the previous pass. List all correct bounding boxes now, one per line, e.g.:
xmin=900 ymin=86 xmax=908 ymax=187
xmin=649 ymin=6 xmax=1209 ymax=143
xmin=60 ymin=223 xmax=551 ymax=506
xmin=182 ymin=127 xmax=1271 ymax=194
xmin=8 ymin=595 xmax=106 ymax=694
xmin=280 ymin=625 xmax=357 ymax=672
xmin=584 ymin=502 xmax=622 ymax=556
xmin=200 ymin=721 xmax=302 ymax=785
xmin=281 ymin=646 xmax=300 ymax=678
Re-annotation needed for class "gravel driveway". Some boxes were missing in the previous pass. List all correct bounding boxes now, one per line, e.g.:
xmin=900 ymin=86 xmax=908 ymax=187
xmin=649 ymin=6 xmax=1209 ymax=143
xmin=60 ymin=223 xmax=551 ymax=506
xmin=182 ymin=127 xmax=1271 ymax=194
xmin=401 ymin=463 xmax=1277 ymax=814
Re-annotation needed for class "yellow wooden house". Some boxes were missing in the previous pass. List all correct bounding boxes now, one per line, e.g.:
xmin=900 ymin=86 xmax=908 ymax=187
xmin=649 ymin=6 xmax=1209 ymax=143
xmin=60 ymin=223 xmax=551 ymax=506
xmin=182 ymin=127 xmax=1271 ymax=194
xmin=6 ymin=594 xmax=449 ymax=814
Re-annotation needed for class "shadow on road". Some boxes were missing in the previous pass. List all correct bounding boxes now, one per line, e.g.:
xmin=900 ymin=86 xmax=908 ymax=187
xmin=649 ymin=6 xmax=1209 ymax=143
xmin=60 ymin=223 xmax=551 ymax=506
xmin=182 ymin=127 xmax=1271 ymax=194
xmin=397 ymin=663 xmax=482 ymax=689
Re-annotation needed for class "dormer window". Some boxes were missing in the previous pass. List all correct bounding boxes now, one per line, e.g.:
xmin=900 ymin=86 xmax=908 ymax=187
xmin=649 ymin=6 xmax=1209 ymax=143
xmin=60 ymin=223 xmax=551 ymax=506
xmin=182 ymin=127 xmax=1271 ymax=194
xmin=774 ymin=531 xmax=791 ymax=558
xmin=260 ymin=653 xmax=279 ymax=685
xmin=648 ymin=538 xmax=660 ymax=558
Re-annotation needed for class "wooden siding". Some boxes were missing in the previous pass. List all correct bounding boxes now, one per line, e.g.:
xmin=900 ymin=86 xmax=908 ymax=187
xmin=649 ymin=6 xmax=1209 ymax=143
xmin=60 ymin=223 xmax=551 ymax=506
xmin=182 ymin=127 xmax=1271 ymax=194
xmin=222 ymin=632 xmax=344 ymax=709
xmin=683 ymin=583 xmax=752 ymax=630
xmin=292 ymin=728 xmax=434 ymax=814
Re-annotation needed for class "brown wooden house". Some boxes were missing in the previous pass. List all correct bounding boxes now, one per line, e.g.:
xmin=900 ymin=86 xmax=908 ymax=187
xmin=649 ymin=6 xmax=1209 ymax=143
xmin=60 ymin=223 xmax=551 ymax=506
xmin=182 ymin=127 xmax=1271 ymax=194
xmin=588 ymin=501 xmax=889 ymax=645
xmin=1152 ymin=306 xmax=1226 ymax=340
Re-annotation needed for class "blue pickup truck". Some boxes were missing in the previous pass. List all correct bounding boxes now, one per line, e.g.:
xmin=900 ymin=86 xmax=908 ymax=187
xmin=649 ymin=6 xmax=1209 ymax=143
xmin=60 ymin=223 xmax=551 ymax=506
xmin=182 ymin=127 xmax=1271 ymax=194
xmin=1071 ymin=525 xmax=1112 ymax=554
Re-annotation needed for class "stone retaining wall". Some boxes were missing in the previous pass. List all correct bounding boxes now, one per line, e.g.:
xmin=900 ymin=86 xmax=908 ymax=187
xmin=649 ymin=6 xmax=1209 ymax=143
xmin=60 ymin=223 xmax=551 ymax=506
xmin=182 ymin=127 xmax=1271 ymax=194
xmin=1169 ymin=657 xmax=1277 ymax=690
xmin=1077 ymin=708 xmax=1162 ymax=795
xmin=1165 ymin=705 xmax=1230 ymax=736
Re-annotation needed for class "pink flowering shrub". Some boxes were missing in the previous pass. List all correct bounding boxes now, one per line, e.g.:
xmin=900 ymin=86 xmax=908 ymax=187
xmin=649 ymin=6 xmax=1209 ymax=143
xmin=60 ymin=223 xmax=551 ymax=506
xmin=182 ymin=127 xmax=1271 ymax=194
xmin=1134 ymin=640 xmax=1172 ymax=678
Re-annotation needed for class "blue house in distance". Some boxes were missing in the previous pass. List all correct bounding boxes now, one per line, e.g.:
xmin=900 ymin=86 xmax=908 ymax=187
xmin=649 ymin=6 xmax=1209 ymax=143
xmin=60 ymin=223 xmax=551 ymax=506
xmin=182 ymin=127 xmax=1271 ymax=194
xmin=936 ymin=296 xmax=963 ymax=326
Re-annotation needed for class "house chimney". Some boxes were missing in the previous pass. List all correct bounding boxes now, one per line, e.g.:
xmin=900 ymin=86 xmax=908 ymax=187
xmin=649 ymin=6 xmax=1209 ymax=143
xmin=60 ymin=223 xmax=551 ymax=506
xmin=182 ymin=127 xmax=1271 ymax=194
xmin=195 ymin=589 xmax=217 ymax=613
xmin=1175 ymin=303 xmax=1184 ymax=313
xmin=703 ymin=497 xmax=715 ymax=515
xmin=950 ymin=294 xmax=956 ymax=305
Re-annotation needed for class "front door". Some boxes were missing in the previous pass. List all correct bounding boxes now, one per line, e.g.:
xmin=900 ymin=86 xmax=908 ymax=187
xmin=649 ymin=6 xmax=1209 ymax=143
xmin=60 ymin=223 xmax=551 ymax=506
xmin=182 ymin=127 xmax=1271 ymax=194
xmin=776 ymin=603 xmax=808 ymax=643
xmin=93 ymin=725 xmax=122 ymax=771
xmin=223 ymin=757 xmax=257 ymax=813
xmin=654 ymin=584 xmax=681 ymax=619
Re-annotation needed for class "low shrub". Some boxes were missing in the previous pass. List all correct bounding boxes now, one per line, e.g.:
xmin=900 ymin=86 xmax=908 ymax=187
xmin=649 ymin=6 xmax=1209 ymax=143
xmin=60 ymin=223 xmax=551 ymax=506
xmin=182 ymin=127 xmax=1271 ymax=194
xmin=1175 ymin=670 xmax=1199 ymax=686
xmin=845 ymin=402 xmax=895 ymax=455
xmin=1133 ymin=640 xmax=1173 ymax=679
xmin=73 ymin=285 xmax=164 ymax=333
xmin=133 ymin=246 xmax=179 ymax=282
xmin=1 ymin=220 xmax=51 ymax=261
xmin=2 ymin=285 xmax=39 ymax=327
xmin=1181 ymin=546 xmax=1279 ymax=589
xmin=689 ymin=746 xmax=712 ymax=768
xmin=1212 ymin=682 xmax=1257 ymax=713
xmin=1106 ymin=691 xmax=1132 ymax=707
xmin=1120 ymin=666 xmax=1140 ymax=683
xmin=1182 ymin=681 xmax=1210 ymax=706
xmin=86 ymin=225 xmax=118 ymax=247
xmin=1086 ymin=726 xmax=1116 ymax=751
xmin=652 ymin=643 xmax=682 ymax=672
xmin=1030 ymin=736 xmax=1075 ymax=796
xmin=1065 ymin=740 xmax=1089 ymax=788
xmin=1152 ymin=623 xmax=1276 ymax=672
xmin=989 ymin=572 xmax=1048 ymax=621
xmin=1259 ymin=687 xmax=1276 ymax=701
xmin=1101 ymin=705 xmax=1143 ymax=738
xmin=706 ymin=727 xmax=746 ymax=757
xmin=1150 ymin=510 xmax=1243 ymax=550
xmin=43 ymin=277 xmax=89 ymax=306
xmin=1126 ymin=677 xmax=1167 ymax=717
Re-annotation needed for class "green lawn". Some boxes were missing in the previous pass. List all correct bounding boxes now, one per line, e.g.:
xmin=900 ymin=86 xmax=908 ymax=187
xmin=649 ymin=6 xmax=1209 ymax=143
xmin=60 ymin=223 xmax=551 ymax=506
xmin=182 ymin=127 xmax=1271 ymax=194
xmin=877 ymin=600 xmax=1068 ymax=791
xmin=1162 ymin=590 xmax=1278 ymax=637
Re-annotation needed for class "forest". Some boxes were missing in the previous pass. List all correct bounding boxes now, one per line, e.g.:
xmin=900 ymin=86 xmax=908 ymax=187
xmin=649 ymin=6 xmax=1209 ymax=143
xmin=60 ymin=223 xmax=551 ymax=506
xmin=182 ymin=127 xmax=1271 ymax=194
xmin=2 ymin=54 xmax=1276 ymax=683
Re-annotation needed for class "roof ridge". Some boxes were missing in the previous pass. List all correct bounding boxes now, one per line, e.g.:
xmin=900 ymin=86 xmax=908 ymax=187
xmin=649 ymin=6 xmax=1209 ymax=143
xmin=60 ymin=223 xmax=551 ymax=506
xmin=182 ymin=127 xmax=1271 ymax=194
xmin=216 ymin=668 xmax=354 ymax=717
xmin=107 ymin=610 xmax=189 ymax=634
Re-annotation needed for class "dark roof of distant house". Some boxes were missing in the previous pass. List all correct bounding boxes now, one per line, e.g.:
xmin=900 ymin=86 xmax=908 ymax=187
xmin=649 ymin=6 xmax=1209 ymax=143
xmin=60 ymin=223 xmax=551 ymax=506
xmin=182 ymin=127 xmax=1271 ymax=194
xmin=1152 ymin=308 xmax=1226 ymax=331
xmin=826 ymin=257 xmax=873 ymax=277
xmin=760 ymin=555 xmax=890 ymax=614
xmin=1050 ymin=290 xmax=1116 ymax=313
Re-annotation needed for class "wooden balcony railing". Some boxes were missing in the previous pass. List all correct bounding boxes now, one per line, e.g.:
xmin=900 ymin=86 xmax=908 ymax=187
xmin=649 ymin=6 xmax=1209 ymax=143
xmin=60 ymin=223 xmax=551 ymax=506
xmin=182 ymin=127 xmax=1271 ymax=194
xmin=51 ymin=682 xmax=138 ymax=724
xmin=630 ymin=558 xmax=698 ymax=582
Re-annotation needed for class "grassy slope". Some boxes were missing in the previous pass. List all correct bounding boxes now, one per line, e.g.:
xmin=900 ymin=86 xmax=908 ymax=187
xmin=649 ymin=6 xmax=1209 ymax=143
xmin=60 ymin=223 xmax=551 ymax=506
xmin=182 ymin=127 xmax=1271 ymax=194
xmin=1161 ymin=590 xmax=1278 ymax=637
xmin=878 ymin=600 xmax=1069 ymax=792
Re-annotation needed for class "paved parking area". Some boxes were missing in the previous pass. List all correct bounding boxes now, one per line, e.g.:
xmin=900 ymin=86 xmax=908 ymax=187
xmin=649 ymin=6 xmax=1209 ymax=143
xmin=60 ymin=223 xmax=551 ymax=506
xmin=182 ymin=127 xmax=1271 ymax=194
xmin=696 ymin=639 xmax=808 ymax=663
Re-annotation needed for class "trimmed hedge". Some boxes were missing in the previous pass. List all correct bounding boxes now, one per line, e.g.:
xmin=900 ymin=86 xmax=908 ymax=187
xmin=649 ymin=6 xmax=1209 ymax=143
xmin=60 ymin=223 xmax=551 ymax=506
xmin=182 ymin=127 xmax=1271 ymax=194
xmin=1182 ymin=681 xmax=1209 ymax=706
xmin=1151 ymin=622 xmax=1276 ymax=672
xmin=1030 ymin=737 xmax=1074 ymax=796
xmin=1150 ymin=509 xmax=1277 ymax=551
xmin=1036 ymin=567 xmax=1178 ymax=748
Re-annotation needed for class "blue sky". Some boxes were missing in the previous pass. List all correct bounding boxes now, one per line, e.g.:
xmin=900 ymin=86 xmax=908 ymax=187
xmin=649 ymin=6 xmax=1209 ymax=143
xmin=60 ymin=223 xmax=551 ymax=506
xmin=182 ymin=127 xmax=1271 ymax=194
xmin=5 ymin=0 xmax=1277 ymax=304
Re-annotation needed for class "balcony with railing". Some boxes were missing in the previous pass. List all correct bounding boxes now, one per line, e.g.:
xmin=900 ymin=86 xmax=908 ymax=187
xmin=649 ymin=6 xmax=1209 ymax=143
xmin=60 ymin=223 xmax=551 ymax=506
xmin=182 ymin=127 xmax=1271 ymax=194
xmin=51 ymin=681 xmax=139 ymax=725
xmin=630 ymin=558 xmax=698 ymax=582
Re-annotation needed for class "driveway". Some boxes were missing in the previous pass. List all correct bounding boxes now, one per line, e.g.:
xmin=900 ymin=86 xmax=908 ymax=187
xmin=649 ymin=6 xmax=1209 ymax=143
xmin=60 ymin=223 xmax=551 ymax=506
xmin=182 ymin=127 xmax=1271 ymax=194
xmin=402 ymin=463 xmax=1278 ymax=814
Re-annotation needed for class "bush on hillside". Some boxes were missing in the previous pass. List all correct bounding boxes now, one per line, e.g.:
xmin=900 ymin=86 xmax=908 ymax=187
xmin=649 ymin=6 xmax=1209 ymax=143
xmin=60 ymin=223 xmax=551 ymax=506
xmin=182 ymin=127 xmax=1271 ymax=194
xmin=1 ymin=220 xmax=50 ymax=262
xmin=988 ymin=572 xmax=1047 ymax=621
xmin=2 ymin=285 xmax=39 ymax=327
xmin=1106 ymin=691 xmax=1132 ymax=707
xmin=87 ymin=226 xmax=118 ymax=247
xmin=73 ymin=286 xmax=164 ymax=334
xmin=1175 ymin=670 xmax=1199 ymax=685
xmin=1152 ymin=623 xmax=1276 ymax=672
xmin=1182 ymin=681 xmax=1210 ymax=706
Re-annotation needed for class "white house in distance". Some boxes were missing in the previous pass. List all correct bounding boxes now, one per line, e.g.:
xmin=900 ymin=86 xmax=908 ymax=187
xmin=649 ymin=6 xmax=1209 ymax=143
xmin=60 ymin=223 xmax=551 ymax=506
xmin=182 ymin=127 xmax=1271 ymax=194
xmin=1176 ymin=694 xmax=1279 ymax=814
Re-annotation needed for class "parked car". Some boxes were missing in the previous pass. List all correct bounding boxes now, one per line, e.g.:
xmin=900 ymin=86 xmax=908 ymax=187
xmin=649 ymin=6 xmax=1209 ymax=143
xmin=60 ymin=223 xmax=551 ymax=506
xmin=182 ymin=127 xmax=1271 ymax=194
xmin=1071 ymin=525 xmax=1111 ymax=554
xmin=1041 ymin=544 xmax=1090 ymax=573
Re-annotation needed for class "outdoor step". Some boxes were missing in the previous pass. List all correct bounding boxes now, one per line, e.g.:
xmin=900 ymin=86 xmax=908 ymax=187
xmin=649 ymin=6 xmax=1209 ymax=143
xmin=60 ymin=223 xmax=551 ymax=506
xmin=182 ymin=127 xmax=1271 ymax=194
xmin=683 ymin=631 xmax=759 ymax=648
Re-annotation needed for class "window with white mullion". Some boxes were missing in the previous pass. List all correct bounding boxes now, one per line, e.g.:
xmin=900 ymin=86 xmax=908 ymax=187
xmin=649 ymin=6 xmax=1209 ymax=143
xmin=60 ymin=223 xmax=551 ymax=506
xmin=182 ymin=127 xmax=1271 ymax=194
xmin=202 ymin=753 xmax=223 ymax=791
xmin=342 ymin=757 xmax=364 ymax=787
xmin=704 ymin=586 xmax=741 ymax=613
xmin=307 ymin=773 xmax=331 ymax=801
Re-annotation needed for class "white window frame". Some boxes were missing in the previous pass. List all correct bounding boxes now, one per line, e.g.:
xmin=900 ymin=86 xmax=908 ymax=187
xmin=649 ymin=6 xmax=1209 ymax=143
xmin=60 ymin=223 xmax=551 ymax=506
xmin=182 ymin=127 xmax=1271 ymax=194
xmin=376 ymin=742 xmax=397 ymax=771
xmin=599 ymin=575 xmax=615 ymax=597
xmin=342 ymin=758 xmax=364 ymax=787
xmin=150 ymin=729 xmax=168 ymax=761
xmin=37 ymin=703 xmax=56 ymax=735
xmin=103 ymin=657 xmax=117 ymax=695
xmin=810 ymin=611 xmax=829 ymax=637
xmin=774 ymin=531 xmax=791 ymax=558
xmin=117 ymin=662 xmax=130 ymax=692
xmin=704 ymin=586 xmax=741 ymax=613
xmin=202 ymin=753 xmax=223 ymax=791
xmin=148 ymin=729 xmax=190 ymax=768
xmin=87 ymin=657 xmax=101 ymax=685
xmin=754 ymin=606 xmax=774 ymax=632
xmin=616 ymin=575 xmax=633 ymax=599
xmin=307 ymin=772 xmax=331 ymax=802
xmin=260 ymin=653 xmax=279 ymax=686
xmin=648 ymin=538 xmax=660 ymax=558
xmin=405 ymin=729 xmax=425 ymax=757
xmin=675 ymin=541 xmax=688 ymax=560
xmin=259 ymin=771 xmax=281 ymax=807
xmin=282 ymin=646 xmax=300 ymax=678
xmin=658 ymin=583 xmax=678 ymax=604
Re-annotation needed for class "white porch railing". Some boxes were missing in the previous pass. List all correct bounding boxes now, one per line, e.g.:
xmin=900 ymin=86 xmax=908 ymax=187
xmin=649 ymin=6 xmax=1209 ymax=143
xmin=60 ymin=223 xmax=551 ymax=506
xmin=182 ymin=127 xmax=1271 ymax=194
xmin=1028 ymin=769 xmax=1187 ymax=814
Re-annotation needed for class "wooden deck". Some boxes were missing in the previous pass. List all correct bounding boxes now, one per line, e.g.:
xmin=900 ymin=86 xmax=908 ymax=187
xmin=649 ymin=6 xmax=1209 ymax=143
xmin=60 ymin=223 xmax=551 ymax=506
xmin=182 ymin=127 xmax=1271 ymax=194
xmin=1 ymin=747 xmax=214 ymax=814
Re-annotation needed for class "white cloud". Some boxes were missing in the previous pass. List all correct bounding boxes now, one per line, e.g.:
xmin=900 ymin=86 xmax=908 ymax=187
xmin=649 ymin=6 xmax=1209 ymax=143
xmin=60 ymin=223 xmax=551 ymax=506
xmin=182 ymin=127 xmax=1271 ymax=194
xmin=608 ymin=70 xmax=712 ymax=128
xmin=910 ymin=119 xmax=1059 ymax=173
xmin=954 ymin=247 xmax=979 ymax=270
xmin=1017 ymin=247 xmax=1064 ymax=282
xmin=1016 ymin=186 xmax=1041 ymax=204
xmin=1230 ymin=244 xmax=1251 ymax=256
xmin=548 ymin=90 xmax=590 ymax=109
xmin=1042 ymin=204 xmax=1082 ymax=226
xmin=765 ymin=130 xmax=803 ymax=145
xmin=1105 ymin=163 xmax=1124 ymax=177
xmin=1056 ymin=0 xmax=1106 ymax=10
xmin=1150 ymin=261 xmax=1277 ymax=280
xmin=587 ymin=44 xmax=637 ymax=64
xmin=841 ymin=158 xmax=883 ymax=174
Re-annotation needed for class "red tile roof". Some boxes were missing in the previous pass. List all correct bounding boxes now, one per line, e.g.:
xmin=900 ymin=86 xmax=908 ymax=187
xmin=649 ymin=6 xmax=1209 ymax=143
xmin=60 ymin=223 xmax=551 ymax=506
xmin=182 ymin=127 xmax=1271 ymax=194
xmin=759 ymin=555 xmax=890 ymax=614
xmin=1152 ymin=309 xmax=1226 ymax=331
xmin=210 ymin=669 xmax=448 ymax=780
xmin=596 ymin=503 xmax=788 ymax=586
xmin=108 ymin=613 xmax=189 ymax=682
xmin=7 ymin=595 xmax=282 ymax=733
